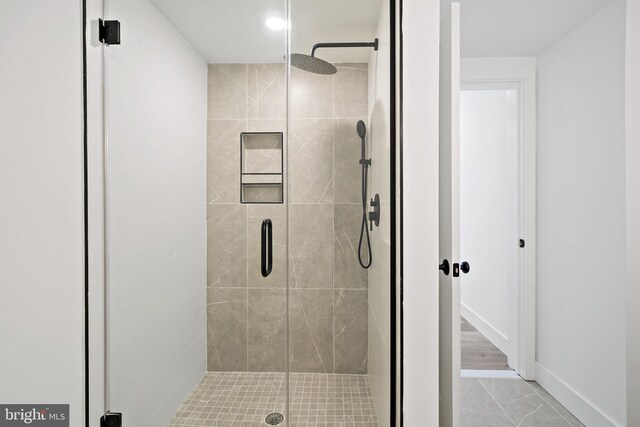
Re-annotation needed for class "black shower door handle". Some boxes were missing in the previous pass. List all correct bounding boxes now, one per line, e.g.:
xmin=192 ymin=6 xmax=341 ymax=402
xmin=261 ymin=219 xmax=273 ymax=277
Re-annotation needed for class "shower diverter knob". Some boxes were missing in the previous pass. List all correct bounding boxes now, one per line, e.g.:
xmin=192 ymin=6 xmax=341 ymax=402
xmin=369 ymin=194 xmax=380 ymax=230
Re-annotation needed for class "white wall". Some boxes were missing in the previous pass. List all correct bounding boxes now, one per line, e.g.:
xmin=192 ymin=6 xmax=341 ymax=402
xmin=536 ymin=1 xmax=627 ymax=425
xmin=103 ymin=0 xmax=207 ymax=425
xmin=626 ymin=0 xmax=640 ymax=425
xmin=460 ymin=88 xmax=518 ymax=354
xmin=403 ymin=0 xmax=441 ymax=425
xmin=0 ymin=1 xmax=85 ymax=425
xmin=367 ymin=0 xmax=391 ymax=422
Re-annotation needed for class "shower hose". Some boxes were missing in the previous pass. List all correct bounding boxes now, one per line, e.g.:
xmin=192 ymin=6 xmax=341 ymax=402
xmin=358 ymin=160 xmax=372 ymax=269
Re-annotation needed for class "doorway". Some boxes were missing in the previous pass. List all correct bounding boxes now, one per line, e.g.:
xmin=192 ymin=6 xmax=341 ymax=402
xmin=458 ymin=57 xmax=538 ymax=383
xmin=439 ymin=1 xmax=627 ymax=426
xmin=459 ymin=82 xmax=520 ymax=375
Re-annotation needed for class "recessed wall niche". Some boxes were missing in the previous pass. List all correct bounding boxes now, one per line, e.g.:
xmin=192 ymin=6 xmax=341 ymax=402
xmin=240 ymin=132 xmax=284 ymax=204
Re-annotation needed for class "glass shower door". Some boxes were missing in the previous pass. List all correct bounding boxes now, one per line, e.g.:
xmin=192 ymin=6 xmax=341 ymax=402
xmin=102 ymin=0 xmax=289 ymax=425
xmin=101 ymin=0 xmax=395 ymax=425
xmin=286 ymin=0 xmax=393 ymax=425
xmin=102 ymin=0 xmax=210 ymax=423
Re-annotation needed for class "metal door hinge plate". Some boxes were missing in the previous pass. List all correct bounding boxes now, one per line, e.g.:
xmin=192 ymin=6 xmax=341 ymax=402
xmin=99 ymin=19 xmax=121 ymax=45
xmin=100 ymin=412 xmax=122 ymax=427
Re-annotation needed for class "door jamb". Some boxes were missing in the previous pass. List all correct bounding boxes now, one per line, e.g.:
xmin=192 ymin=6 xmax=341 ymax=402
xmin=460 ymin=57 xmax=536 ymax=380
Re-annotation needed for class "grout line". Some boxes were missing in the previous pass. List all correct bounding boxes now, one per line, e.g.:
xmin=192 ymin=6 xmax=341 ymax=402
xmin=332 ymin=71 xmax=336 ymax=374
xmin=245 ymin=198 xmax=249 ymax=371
xmin=245 ymin=63 xmax=248 ymax=123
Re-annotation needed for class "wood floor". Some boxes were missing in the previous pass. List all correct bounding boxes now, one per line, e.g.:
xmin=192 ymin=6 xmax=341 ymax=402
xmin=461 ymin=316 xmax=510 ymax=370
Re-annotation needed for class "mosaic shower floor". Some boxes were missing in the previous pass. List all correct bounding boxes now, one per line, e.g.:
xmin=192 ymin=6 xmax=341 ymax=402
xmin=166 ymin=371 xmax=378 ymax=427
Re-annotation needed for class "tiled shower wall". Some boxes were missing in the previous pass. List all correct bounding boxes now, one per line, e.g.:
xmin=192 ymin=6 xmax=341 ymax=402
xmin=206 ymin=63 xmax=370 ymax=374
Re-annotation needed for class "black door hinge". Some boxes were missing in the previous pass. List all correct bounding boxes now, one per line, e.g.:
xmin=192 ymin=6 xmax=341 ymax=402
xmin=100 ymin=412 xmax=122 ymax=427
xmin=99 ymin=19 xmax=121 ymax=45
xmin=519 ymin=239 xmax=525 ymax=248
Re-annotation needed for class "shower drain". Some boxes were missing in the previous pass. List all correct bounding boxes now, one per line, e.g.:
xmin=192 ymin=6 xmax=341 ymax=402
xmin=265 ymin=412 xmax=285 ymax=425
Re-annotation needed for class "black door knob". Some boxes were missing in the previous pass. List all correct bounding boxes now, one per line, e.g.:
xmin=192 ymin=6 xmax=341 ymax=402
xmin=460 ymin=261 xmax=470 ymax=274
xmin=439 ymin=259 xmax=450 ymax=276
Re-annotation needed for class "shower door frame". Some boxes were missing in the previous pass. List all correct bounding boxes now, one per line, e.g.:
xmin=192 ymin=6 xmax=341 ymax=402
xmin=81 ymin=0 xmax=405 ymax=424
xmin=390 ymin=0 xmax=402 ymax=424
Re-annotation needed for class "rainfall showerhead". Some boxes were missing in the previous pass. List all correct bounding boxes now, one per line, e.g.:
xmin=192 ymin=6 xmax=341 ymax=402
xmin=291 ymin=39 xmax=379 ymax=75
xmin=290 ymin=54 xmax=337 ymax=75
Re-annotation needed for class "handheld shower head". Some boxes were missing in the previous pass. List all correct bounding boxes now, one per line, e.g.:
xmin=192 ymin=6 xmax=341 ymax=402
xmin=356 ymin=120 xmax=366 ymax=138
xmin=356 ymin=120 xmax=367 ymax=162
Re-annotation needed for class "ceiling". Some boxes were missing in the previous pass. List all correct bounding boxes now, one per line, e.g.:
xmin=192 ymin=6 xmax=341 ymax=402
xmin=149 ymin=0 xmax=382 ymax=64
xmin=458 ymin=0 xmax=613 ymax=57
xmin=149 ymin=0 xmax=610 ymax=62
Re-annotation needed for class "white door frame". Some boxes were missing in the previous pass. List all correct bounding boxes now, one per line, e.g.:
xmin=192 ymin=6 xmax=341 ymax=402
xmin=460 ymin=57 xmax=537 ymax=380
xmin=402 ymin=0 xmax=442 ymax=424
xmin=626 ymin=1 xmax=640 ymax=424
xmin=439 ymin=4 xmax=461 ymax=426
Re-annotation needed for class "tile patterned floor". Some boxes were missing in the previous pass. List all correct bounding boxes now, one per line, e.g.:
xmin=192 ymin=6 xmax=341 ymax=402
xmin=166 ymin=372 xmax=377 ymax=427
xmin=461 ymin=377 xmax=585 ymax=427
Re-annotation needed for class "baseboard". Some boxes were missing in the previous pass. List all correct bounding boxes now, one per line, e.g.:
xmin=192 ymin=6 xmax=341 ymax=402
xmin=461 ymin=369 xmax=519 ymax=379
xmin=460 ymin=303 xmax=509 ymax=355
xmin=535 ymin=362 xmax=622 ymax=427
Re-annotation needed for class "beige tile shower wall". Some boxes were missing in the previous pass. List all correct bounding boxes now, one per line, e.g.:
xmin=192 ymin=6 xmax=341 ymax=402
xmin=206 ymin=63 xmax=369 ymax=374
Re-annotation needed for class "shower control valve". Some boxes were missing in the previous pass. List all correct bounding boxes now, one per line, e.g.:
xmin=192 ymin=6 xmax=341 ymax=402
xmin=369 ymin=194 xmax=380 ymax=231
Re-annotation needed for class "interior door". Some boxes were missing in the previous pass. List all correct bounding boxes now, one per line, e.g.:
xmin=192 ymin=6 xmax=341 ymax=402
xmin=439 ymin=2 xmax=461 ymax=427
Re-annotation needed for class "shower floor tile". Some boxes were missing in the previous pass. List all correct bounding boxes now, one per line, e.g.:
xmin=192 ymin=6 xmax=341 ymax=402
xmin=166 ymin=371 xmax=377 ymax=427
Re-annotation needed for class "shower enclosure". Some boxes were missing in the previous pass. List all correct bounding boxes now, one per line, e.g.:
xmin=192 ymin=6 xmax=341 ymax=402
xmin=97 ymin=0 xmax=397 ymax=425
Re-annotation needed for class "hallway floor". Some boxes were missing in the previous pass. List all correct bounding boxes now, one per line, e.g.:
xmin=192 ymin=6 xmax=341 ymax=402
xmin=461 ymin=377 xmax=585 ymax=427
xmin=461 ymin=317 xmax=584 ymax=426
xmin=461 ymin=316 xmax=510 ymax=370
xmin=166 ymin=371 xmax=377 ymax=426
